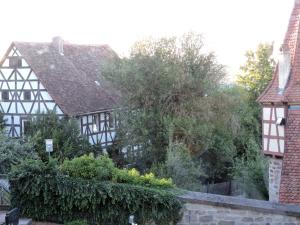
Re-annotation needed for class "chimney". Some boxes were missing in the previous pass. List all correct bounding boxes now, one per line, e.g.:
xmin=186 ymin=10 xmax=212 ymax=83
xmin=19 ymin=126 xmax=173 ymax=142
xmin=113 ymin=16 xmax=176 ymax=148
xmin=278 ymin=45 xmax=291 ymax=94
xmin=52 ymin=36 xmax=64 ymax=55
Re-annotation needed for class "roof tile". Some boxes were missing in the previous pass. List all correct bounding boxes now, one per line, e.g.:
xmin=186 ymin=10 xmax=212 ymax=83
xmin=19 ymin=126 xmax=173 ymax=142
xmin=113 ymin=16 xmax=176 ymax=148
xmin=12 ymin=41 xmax=120 ymax=116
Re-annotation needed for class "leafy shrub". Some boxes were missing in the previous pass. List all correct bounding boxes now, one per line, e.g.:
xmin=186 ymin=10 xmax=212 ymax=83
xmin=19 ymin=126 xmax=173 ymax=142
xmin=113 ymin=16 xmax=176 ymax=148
xmin=61 ymin=154 xmax=114 ymax=180
xmin=9 ymin=159 xmax=182 ymax=225
xmin=112 ymin=168 xmax=174 ymax=188
xmin=151 ymin=142 xmax=203 ymax=191
xmin=61 ymin=154 xmax=174 ymax=188
xmin=233 ymin=138 xmax=268 ymax=200
xmin=65 ymin=220 xmax=88 ymax=225
xmin=26 ymin=112 xmax=93 ymax=162
xmin=0 ymin=132 xmax=37 ymax=174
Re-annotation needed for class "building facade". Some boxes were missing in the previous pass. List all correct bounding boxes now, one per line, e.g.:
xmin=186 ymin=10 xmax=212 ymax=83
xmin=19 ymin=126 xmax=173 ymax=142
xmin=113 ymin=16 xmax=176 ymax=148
xmin=0 ymin=37 xmax=120 ymax=149
xmin=258 ymin=0 xmax=300 ymax=203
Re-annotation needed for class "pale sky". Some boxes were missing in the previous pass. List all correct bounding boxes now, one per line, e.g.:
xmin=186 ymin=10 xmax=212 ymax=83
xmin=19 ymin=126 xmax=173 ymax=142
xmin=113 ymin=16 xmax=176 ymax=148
xmin=0 ymin=0 xmax=295 ymax=80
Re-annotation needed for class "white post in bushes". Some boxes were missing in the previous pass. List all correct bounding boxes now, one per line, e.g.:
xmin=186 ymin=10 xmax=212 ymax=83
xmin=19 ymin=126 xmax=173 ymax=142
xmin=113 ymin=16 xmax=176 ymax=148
xmin=129 ymin=215 xmax=137 ymax=225
xmin=45 ymin=139 xmax=53 ymax=159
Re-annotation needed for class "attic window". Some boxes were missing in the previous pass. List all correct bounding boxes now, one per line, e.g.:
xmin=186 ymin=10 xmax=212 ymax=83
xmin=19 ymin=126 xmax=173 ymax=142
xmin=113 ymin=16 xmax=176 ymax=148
xmin=9 ymin=56 xmax=22 ymax=68
xmin=1 ymin=91 xmax=9 ymax=101
xmin=23 ymin=91 xmax=31 ymax=101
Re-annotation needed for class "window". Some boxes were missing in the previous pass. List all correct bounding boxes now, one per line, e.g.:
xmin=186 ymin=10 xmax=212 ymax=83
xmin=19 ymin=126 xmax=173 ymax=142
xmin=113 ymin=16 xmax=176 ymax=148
xmin=23 ymin=91 xmax=31 ymax=101
xmin=92 ymin=115 xmax=98 ymax=132
xmin=9 ymin=56 xmax=22 ymax=68
xmin=1 ymin=91 xmax=9 ymax=101
xmin=22 ymin=119 xmax=31 ymax=136
xmin=108 ymin=113 xmax=114 ymax=128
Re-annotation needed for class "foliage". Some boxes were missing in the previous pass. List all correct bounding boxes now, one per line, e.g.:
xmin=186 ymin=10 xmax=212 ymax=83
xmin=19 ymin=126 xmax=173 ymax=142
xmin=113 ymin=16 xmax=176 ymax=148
xmin=151 ymin=142 xmax=203 ymax=191
xmin=237 ymin=43 xmax=275 ymax=100
xmin=103 ymin=32 xmax=226 ymax=170
xmin=9 ymin=159 xmax=182 ymax=225
xmin=61 ymin=154 xmax=115 ymax=180
xmin=26 ymin=112 xmax=93 ymax=162
xmin=233 ymin=43 xmax=273 ymax=198
xmin=104 ymin=33 xmax=268 ymax=190
xmin=112 ymin=168 xmax=174 ymax=188
xmin=61 ymin=154 xmax=174 ymax=188
xmin=64 ymin=220 xmax=88 ymax=225
xmin=0 ymin=132 xmax=37 ymax=174
xmin=0 ymin=110 xmax=6 ymax=130
xmin=233 ymin=139 xmax=268 ymax=199
xmin=200 ymin=86 xmax=262 ymax=182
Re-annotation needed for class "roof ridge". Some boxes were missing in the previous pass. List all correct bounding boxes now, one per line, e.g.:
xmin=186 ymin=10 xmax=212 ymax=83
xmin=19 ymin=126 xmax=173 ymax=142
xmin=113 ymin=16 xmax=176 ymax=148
xmin=13 ymin=41 xmax=109 ymax=48
xmin=258 ymin=1 xmax=300 ymax=103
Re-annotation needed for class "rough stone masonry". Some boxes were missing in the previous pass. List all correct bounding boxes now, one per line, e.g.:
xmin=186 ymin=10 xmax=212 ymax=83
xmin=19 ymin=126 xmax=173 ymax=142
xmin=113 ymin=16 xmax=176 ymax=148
xmin=269 ymin=158 xmax=283 ymax=203
xmin=177 ymin=192 xmax=300 ymax=225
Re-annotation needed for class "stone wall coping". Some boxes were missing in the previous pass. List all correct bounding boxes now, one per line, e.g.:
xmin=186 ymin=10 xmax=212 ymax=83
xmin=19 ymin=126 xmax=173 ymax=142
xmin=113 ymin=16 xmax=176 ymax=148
xmin=179 ymin=191 xmax=300 ymax=217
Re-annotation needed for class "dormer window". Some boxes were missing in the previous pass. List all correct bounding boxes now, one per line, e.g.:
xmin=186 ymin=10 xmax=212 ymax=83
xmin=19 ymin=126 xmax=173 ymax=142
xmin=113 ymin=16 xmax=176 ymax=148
xmin=278 ymin=48 xmax=291 ymax=94
xmin=1 ymin=91 xmax=9 ymax=101
xmin=23 ymin=91 xmax=31 ymax=101
xmin=9 ymin=56 xmax=22 ymax=68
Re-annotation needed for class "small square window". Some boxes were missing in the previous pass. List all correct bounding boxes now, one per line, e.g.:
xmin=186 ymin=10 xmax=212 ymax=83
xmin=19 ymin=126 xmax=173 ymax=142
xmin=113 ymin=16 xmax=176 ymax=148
xmin=9 ymin=56 xmax=22 ymax=68
xmin=1 ymin=91 xmax=9 ymax=101
xmin=23 ymin=91 xmax=31 ymax=101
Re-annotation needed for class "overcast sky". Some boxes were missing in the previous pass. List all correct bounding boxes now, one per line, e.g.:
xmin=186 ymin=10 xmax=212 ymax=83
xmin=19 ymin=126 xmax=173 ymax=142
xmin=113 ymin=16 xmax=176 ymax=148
xmin=0 ymin=0 xmax=295 ymax=80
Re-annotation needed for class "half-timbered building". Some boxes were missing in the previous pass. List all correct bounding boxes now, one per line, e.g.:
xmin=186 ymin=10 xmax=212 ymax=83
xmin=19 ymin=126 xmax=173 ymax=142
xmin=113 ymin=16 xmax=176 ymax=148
xmin=258 ymin=0 xmax=300 ymax=204
xmin=0 ymin=37 xmax=120 ymax=148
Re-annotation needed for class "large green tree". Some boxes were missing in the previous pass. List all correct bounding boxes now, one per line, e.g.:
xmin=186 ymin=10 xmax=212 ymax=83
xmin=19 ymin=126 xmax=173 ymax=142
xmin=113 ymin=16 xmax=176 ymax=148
xmin=104 ymin=35 xmax=270 ymax=194
xmin=232 ymin=43 xmax=274 ymax=199
xmin=237 ymin=43 xmax=275 ymax=100
xmin=104 ymin=33 xmax=226 ymax=170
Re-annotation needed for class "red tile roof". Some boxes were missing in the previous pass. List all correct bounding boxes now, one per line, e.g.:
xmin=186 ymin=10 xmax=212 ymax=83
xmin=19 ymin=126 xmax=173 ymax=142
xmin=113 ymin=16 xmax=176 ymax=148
xmin=258 ymin=0 xmax=300 ymax=104
xmin=5 ymin=41 xmax=121 ymax=116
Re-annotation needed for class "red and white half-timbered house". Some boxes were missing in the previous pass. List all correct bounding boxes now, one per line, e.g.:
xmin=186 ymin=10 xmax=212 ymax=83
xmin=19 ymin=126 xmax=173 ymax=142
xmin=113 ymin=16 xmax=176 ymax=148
xmin=0 ymin=37 xmax=120 ymax=149
xmin=258 ymin=0 xmax=300 ymax=204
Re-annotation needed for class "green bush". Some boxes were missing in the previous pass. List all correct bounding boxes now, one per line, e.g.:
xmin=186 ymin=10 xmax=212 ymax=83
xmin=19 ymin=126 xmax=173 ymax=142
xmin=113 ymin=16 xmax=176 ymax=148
xmin=61 ymin=154 xmax=174 ymax=188
xmin=112 ymin=168 xmax=174 ymax=188
xmin=0 ymin=132 xmax=37 ymax=174
xmin=65 ymin=220 xmax=88 ymax=225
xmin=151 ymin=142 xmax=203 ymax=191
xmin=61 ymin=154 xmax=114 ymax=180
xmin=26 ymin=112 xmax=93 ymax=162
xmin=9 ymin=159 xmax=182 ymax=225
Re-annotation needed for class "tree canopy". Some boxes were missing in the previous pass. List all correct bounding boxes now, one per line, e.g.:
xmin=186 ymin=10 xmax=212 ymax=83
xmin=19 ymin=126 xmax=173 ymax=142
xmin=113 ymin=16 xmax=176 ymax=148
xmin=237 ymin=43 xmax=275 ymax=100
xmin=104 ymin=33 xmax=227 ymax=170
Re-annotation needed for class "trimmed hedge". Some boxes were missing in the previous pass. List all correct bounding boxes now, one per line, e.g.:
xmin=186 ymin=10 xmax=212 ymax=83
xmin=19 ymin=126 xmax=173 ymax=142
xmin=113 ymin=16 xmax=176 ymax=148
xmin=9 ymin=159 xmax=182 ymax=225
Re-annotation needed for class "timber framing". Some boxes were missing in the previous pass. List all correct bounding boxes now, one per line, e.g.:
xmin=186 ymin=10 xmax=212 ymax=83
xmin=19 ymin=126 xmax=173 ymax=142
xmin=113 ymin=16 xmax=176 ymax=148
xmin=0 ymin=39 xmax=120 ymax=148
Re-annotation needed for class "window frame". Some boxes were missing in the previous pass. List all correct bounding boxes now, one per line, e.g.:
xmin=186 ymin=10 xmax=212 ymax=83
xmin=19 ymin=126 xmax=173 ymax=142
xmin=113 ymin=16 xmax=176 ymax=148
xmin=92 ymin=114 xmax=99 ymax=133
xmin=23 ymin=91 xmax=31 ymax=101
xmin=21 ymin=118 xmax=31 ymax=136
xmin=9 ymin=56 xmax=22 ymax=68
xmin=1 ymin=91 xmax=9 ymax=102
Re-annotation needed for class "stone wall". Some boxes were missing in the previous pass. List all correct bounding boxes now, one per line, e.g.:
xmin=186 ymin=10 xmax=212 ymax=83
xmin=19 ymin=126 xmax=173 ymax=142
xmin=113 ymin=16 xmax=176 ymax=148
xmin=269 ymin=158 xmax=282 ymax=203
xmin=177 ymin=192 xmax=300 ymax=225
